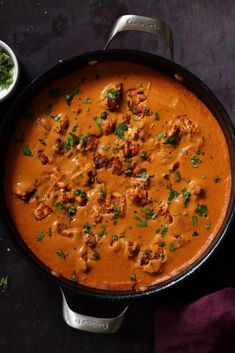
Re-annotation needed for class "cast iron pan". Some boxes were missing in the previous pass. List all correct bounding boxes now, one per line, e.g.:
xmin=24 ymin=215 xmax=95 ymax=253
xmin=0 ymin=15 xmax=235 ymax=333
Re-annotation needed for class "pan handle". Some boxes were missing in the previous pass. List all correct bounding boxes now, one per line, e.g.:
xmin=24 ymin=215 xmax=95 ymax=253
xmin=104 ymin=15 xmax=174 ymax=60
xmin=60 ymin=288 xmax=129 ymax=334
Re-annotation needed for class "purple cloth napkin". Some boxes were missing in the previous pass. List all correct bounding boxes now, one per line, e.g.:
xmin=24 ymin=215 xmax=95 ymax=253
xmin=155 ymin=288 xmax=235 ymax=353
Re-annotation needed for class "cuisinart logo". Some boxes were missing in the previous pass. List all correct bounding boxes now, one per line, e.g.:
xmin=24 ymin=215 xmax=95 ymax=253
xmin=75 ymin=317 xmax=109 ymax=330
xmin=127 ymin=17 xmax=160 ymax=31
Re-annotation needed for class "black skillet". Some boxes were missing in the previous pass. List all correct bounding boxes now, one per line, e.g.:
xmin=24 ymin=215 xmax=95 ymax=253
xmin=0 ymin=15 xmax=234 ymax=333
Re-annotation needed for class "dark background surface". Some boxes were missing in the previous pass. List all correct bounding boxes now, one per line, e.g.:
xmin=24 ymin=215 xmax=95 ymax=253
xmin=0 ymin=1 xmax=234 ymax=352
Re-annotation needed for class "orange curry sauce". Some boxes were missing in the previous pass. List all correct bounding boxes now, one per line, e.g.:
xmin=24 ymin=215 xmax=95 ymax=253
xmin=4 ymin=61 xmax=231 ymax=291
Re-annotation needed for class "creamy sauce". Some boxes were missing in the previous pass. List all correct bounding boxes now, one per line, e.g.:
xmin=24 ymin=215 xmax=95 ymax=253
xmin=4 ymin=61 xmax=231 ymax=291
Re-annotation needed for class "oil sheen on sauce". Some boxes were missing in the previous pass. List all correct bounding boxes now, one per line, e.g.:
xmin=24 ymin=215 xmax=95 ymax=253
xmin=4 ymin=61 xmax=231 ymax=291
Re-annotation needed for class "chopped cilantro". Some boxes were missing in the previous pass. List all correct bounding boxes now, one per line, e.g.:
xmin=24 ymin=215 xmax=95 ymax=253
xmin=56 ymin=249 xmax=67 ymax=259
xmin=64 ymin=88 xmax=80 ymax=104
xmin=68 ymin=206 xmax=77 ymax=218
xmin=71 ymin=273 xmax=78 ymax=282
xmin=190 ymin=156 xmax=202 ymax=167
xmin=0 ymin=49 xmax=13 ymax=90
xmin=135 ymin=216 xmax=148 ymax=227
xmin=154 ymin=112 xmax=160 ymax=121
xmin=74 ymin=189 xmax=86 ymax=197
xmin=124 ymin=168 xmax=132 ymax=177
xmin=175 ymin=170 xmax=182 ymax=181
xmin=160 ymin=224 xmax=169 ymax=237
xmin=39 ymin=138 xmax=47 ymax=145
xmin=113 ymin=204 xmax=121 ymax=213
xmin=192 ymin=215 xmax=198 ymax=227
xmin=83 ymin=223 xmax=91 ymax=234
xmin=72 ymin=124 xmax=78 ymax=132
xmin=37 ymin=231 xmax=45 ymax=241
xmin=157 ymin=132 xmax=164 ymax=140
xmin=141 ymin=208 xmax=157 ymax=220
xmin=96 ymin=229 xmax=106 ymax=237
xmin=169 ymin=244 xmax=176 ymax=252
xmin=136 ymin=170 xmax=148 ymax=179
xmin=205 ymin=222 xmax=211 ymax=231
xmin=84 ymin=97 xmax=92 ymax=104
xmin=213 ymin=176 xmax=221 ymax=183
xmin=115 ymin=122 xmax=128 ymax=139
xmin=195 ymin=204 xmax=208 ymax=217
xmin=111 ymin=234 xmax=118 ymax=242
xmin=64 ymin=133 xmax=80 ymax=150
xmin=51 ymin=114 xmax=61 ymax=122
xmin=182 ymin=188 xmax=191 ymax=207
xmin=54 ymin=202 xmax=65 ymax=210
xmin=99 ymin=188 xmax=106 ymax=198
xmin=140 ymin=151 xmax=148 ymax=160
xmin=163 ymin=136 xmax=178 ymax=145
xmin=23 ymin=145 xmax=33 ymax=157
xmin=129 ymin=274 xmax=136 ymax=281
xmin=100 ymin=111 xmax=108 ymax=120
xmin=0 ymin=276 xmax=8 ymax=292
xmin=93 ymin=117 xmax=102 ymax=131
xmin=159 ymin=241 xmax=165 ymax=247
xmin=107 ymin=88 xmax=118 ymax=99
xmin=91 ymin=250 xmax=100 ymax=261
xmin=168 ymin=190 xmax=179 ymax=202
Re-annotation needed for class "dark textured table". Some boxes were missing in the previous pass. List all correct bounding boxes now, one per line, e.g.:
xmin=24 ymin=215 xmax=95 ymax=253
xmin=0 ymin=1 xmax=234 ymax=352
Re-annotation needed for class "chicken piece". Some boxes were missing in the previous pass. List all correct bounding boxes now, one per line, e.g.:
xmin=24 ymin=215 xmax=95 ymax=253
xmin=102 ymin=83 xmax=122 ymax=111
xmin=84 ymin=233 xmax=97 ymax=248
xmin=38 ymin=150 xmax=49 ymax=165
xmin=62 ymin=191 xmax=75 ymax=203
xmin=49 ymin=169 xmax=68 ymax=189
xmin=155 ymin=201 xmax=173 ymax=224
xmin=91 ymin=203 xmax=103 ymax=223
xmin=34 ymin=203 xmax=52 ymax=220
xmin=82 ymin=135 xmax=98 ymax=152
xmin=76 ymin=254 xmax=91 ymax=273
xmin=128 ymin=186 xmax=149 ymax=207
xmin=109 ymin=235 xmax=125 ymax=252
xmin=93 ymin=153 xmax=112 ymax=169
xmin=188 ymin=180 xmax=205 ymax=198
xmin=55 ymin=115 xmax=69 ymax=134
xmin=138 ymin=246 xmax=166 ymax=274
xmin=111 ymin=193 xmax=126 ymax=217
xmin=126 ymin=241 xmax=140 ymax=258
xmin=123 ymin=140 xmax=140 ymax=158
xmin=127 ymin=126 xmax=140 ymax=141
xmin=167 ymin=115 xmax=199 ymax=140
xmin=100 ymin=115 xmax=116 ymax=135
xmin=127 ymin=88 xmax=149 ymax=115
xmin=15 ymin=182 xmax=36 ymax=202
xmin=112 ymin=156 xmax=123 ymax=175
xmin=61 ymin=229 xmax=74 ymax=238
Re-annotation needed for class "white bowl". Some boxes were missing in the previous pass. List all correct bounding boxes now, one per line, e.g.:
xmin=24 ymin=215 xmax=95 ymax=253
xmin=0 ymin=40 xmax=19 ymax=103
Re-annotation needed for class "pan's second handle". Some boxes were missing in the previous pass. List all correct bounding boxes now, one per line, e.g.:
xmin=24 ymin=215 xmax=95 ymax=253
xmin=104 ymin=15 xmax=174 ymax=60
xmin=60 ymin=288 xmax=129 ymax=334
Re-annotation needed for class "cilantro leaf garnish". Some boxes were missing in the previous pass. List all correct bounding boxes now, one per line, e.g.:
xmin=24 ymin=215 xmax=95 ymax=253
xmin=23 ymin=145 xmax=33 ymax=157
xmin=195 ymin=204 xmax=208 ymax=217
xmin=168 ymin=190 xmax=179 ymax=202
xmin=115 ymin=122 xmax=128 ymax=139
